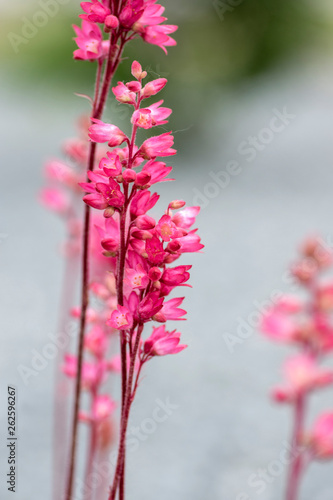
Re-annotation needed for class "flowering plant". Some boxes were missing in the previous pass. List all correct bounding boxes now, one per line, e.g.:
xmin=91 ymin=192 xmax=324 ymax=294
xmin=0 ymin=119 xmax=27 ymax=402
xmin=40 ymin=2 xmax=202 ymax=500
xmin=260 ymin=237 xmax=333 ymax=500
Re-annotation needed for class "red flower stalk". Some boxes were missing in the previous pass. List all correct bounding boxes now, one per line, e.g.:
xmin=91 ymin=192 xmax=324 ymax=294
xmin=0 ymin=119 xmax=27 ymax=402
xmin=42 ymin=4 xmax=201 ymax=500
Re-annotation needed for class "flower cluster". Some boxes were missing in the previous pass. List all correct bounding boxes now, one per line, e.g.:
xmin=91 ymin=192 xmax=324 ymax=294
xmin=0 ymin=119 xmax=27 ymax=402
xmin=74 ymin=0 xmax=177 ymax=59
xmin=82 ymin=61 xmax=203 ymax=366
xmin=260 ymin=237 xmax=333 ymax=499
xmin=77 ymin=60 xmax=202 ymax=500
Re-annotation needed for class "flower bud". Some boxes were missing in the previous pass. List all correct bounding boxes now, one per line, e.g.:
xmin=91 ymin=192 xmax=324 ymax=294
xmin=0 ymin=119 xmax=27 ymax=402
xmin=104 ymin=207 xmax=115 ymax=218
xmin=149 ymin=267 xmax=163 ymax=281
xmin=131 ymin=61 xmax=147 ymax=81
xmin=105 ymin=15 xmax=119 ymax=29
xmin=135 ymin=171 xmax=151 ymax=187
xmin=168 ymin=200 xmax=186 ymax=210
xmin=135 ymin=215 xmax=156 ymax=230
xmin=131 ymin=230 xmax=153 ymax=240
xmin=126 ymin=81 xmax=141 ymax=92
xmin=122 ymin=169 xmax=136 ymax=183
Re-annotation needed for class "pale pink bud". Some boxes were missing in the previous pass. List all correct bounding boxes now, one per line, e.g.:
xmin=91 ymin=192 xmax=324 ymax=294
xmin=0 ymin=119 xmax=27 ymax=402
xmin=131 ymin=60 xmax=147 ymax=81
xmin=169 ymin=200 xmax=186 ymax=210
xmin=141 ymin=78 xmax=167 ymax=98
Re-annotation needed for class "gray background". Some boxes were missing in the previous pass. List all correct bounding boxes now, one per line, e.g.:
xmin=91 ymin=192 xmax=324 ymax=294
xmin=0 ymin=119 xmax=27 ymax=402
xmin=1 ymin=1 xmax=333 ymax=500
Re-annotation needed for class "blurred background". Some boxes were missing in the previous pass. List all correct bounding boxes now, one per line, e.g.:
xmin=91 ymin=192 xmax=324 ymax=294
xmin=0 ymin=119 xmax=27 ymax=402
xmin=1 ymin=0 xmax=333 ymax=499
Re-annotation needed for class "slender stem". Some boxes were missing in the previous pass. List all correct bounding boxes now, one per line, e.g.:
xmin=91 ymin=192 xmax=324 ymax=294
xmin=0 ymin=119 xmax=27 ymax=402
xmin=93 ymin=60 xmax=104 ymax=115
xmin=84 ymin=417 xmax=98 ymax=500
xmin=286 ymin=396 xmax=306 ymax=500
xmin=108 ymin=324 xmax=144 ymax=500
xmin=65 ymin=36 xmax=126 ymax=500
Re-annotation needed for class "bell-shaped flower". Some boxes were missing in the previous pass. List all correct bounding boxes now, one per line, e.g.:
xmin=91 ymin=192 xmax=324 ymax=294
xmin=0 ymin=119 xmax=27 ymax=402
xmin=112 ymin=81 xmax=137 ymax=105
xmin=88 ymin=119 xmax=127 ymax=146
xmin=153 ymin=297 xmax=187 ymax=322
xmin=80 ymin=0 xmax=111 ymax=23
xmin=92 ymin=395 xmax=117 ymax=422
xmin=132 ymin=101 xmax=172 ymax=129
xmin=145 ymin=236 xmax=166 ymax=265
xmin=138 ymin=292 xmax=164 ymax=321
xmin=125 ymin=264 xmax=149 ymax=290
xmin=309 ymin=413 xmax=333 ymax=459
xmin=161 ymin=265 xmax=192 ymax=287
xmin=272 ymin=355 xmax=333 ymax=403
xmin=143 ymin=325 xmax=187 ymax=357
xmin=155 ymin=214 xmax=186 ymax=242
xmin=73 ymin=21 xmax=104 ymax=60
xmin=130 ymin=190 xmax=159 ymax=217
xmin=172 ymin=206 xmax=200 ymax=229
xmin=141 ymin=160 xmax=173 ymax=186
xmin=107 ymin=305 xmax=133 ymax=330
xmin=142 ymin=24 xmax=177 ymax=54
xmin=84 ymin=325 xmax=108 ymax=357
xmin=99 ymin=152 xmax=122 ymax=177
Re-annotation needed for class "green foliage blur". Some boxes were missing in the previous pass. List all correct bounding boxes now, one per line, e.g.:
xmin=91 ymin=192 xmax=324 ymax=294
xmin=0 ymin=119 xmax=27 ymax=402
xmin=1 ymin=0 xmax=333 ymax=142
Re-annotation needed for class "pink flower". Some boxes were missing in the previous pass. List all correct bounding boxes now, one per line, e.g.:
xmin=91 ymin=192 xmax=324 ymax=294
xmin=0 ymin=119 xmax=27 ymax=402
xmin=83 ymin=176 xmax=125 ymax=211
xmin=88 ymin=119 xmax=127 ymax=147
xmin=145 ymin=236 xmax=166 ymax=265
xmin=153 ymin=297 xmax=187 ymax=322
xmin=142 ymin=24 xmax=177 ymax=54
xmin=143 ymin=325 xmax=187 ymax=357
xmin=172 ymin=206 xmax=200 ymax=229
xmin=44 ymin=159 xmax=79 ymax=189
xmin=62 ymin=355 xmax=106 ymax=389
xmin=108 ymin=305 xmax=133 ymax=330
xmin=80 ymin=0 xmax=111 ymax=23
xmin=139 ymin=132 xmax=176 ymax=159
xmin=119 ymin=0 xmax=144 ymax=28
xmin=130 ymin=190 xmax=159 ymax=217
xmin=161 ymin=265 xmax=192 ymax=286
xmin=155 ymin=214 xmax=185 ymax=242
xmin=309 ymin=412 xmax=333 ymax=459
xmin=92 ymin=395 xmax=117 ymax=421
xmin=135 ymin=215 xmax=156 ymax=230
xmin=99 ymin=152 xmax=122 ymax=177
xmin=108 ymin=355 xmax=121 ymax=373
xmin=73 ymin=21 xmax=103 ymax=60
xmin=85 ymin=325 xmax=108 ymax=357
xmin=272 ymin=355 xmax=333 ymax=403
xmin=141 ymin=78 xmax=167 ymax=98
xmin=112 ymin=81 xmax=137 ymax=105
xmin=141 ymin=160 xmax=173 ymax=185
xmin=134 ymin=3 xmax=166 ymax=29
xmin=125 ymin=264 xmax=149 ymax=289
xmin=39 ymin=188 xmax=69 ymax=215
xmin=138 ymin=292 xmax=164 ymax=320
xmin=131 ymin=101 xmax=172 ymax=129
xmin=261 ymin=309 xmax=297 ymax=343
xmin=96 ymin=216 xmax=120 ymax=253
xmin=169 ymin=230 xmax=204 ymax=254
